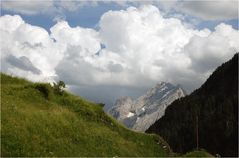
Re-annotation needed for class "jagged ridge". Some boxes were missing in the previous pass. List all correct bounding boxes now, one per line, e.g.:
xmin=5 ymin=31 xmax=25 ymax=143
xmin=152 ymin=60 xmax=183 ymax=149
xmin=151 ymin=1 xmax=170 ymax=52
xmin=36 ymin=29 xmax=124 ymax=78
xmin=109 ymin=82 xmax=186 ymax=132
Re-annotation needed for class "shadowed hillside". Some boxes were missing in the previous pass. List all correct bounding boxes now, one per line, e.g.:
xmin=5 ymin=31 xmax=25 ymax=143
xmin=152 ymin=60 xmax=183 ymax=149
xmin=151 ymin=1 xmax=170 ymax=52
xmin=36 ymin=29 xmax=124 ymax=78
xmin=147 ymin=53 xmax=238 ymax=157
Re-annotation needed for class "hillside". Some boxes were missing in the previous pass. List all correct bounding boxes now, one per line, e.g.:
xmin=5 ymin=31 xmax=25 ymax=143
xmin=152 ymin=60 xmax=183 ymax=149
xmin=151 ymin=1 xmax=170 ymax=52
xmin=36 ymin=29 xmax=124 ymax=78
xmin=146 ymin=53 xmax=238 ymax=157
xmin=1 ymin=73 xmax=171 ymax=157
xmin=183 ymin=150 xmax=214 ymax=157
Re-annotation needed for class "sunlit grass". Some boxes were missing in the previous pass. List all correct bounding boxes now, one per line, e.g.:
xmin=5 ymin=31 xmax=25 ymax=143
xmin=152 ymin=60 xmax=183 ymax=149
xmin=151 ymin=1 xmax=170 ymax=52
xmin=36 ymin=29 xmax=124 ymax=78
xmin=1 ymin=73 xmax=170 ymax=157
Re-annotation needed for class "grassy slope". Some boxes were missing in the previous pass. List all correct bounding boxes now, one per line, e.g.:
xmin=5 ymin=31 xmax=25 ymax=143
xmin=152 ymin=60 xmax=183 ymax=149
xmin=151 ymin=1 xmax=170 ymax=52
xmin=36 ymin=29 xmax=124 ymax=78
xmin=1 ymin=73 xmax=171 ymax=157
xmin=183 ymin=150 xmax=214 ymax=157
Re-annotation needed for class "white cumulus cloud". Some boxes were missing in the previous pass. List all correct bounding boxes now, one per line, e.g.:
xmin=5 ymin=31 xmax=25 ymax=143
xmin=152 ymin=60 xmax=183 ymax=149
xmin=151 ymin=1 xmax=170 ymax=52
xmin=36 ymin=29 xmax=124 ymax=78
xmin=1 ymin=5 xmax=238 ymax=94
xmin=0 ymin=14 xmax=63 ymax=82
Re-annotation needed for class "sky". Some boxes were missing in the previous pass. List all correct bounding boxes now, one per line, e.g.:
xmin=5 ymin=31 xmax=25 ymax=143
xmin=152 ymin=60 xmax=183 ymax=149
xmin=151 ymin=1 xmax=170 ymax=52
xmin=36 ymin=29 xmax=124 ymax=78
xmin=1 ymin=0 xmax=239 ymax=110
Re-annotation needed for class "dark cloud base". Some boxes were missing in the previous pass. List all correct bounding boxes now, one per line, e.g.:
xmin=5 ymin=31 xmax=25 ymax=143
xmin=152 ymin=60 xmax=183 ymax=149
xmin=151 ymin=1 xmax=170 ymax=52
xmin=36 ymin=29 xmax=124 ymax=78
xmin=69 ymin=85 xmax=149 ymax=111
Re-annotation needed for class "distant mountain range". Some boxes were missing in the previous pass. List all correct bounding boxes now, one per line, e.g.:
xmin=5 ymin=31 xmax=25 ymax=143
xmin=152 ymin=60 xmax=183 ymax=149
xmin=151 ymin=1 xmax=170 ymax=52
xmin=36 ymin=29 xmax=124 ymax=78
xmin=109 ymin=82 xmax=186 ymax=131
xmin=146 ymin=53 xmax=238 ymax=157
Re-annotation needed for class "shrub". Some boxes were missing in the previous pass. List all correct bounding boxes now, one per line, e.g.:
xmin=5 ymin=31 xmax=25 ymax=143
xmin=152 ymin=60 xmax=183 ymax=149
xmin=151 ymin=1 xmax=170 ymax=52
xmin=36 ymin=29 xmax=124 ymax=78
xmin=53 ymin=80 xmax=66 ymax=95
xmin=97 ymin=103 xmax=105 ymax=108
xmin=34 ymin=83 xmax=53 ymax=100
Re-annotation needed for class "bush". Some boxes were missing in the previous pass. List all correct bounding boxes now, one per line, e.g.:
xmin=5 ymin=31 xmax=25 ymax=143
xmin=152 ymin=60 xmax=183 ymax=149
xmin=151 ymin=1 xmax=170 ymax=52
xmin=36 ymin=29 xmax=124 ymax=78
xmin=53 ymin=81 xmax=66 ymax=95
xmin=97 ymin=103 xmax=105 ymax=108
xmin=34 ymin=83 xmax=53 ymax=100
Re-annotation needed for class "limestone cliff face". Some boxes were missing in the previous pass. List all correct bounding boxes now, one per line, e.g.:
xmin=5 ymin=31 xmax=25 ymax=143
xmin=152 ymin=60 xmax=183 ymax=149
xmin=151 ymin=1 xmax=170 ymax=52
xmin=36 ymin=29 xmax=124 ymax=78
xmin=108 ymin=82 xmax=186 ymax=132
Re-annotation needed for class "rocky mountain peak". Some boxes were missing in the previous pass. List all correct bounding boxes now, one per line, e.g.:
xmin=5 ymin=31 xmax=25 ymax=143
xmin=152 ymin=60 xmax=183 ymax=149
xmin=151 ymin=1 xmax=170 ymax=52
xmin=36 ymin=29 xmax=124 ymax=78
xmin=108 ymin=82 xmax=186 ymax=132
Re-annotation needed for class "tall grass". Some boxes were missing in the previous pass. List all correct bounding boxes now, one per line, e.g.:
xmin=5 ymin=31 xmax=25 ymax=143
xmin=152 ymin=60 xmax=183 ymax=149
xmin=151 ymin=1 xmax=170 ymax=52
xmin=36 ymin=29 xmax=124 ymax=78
xmin=1 ymin=73 xmax=170 ymax=157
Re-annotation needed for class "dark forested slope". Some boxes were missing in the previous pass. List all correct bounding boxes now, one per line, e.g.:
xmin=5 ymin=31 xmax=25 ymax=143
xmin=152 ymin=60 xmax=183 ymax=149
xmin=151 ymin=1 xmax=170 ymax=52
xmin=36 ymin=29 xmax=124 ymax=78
xmin=146 ymin=53 xmax=238 ymax=157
